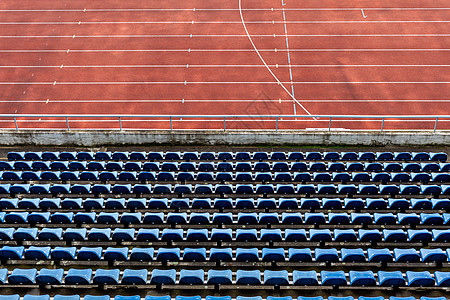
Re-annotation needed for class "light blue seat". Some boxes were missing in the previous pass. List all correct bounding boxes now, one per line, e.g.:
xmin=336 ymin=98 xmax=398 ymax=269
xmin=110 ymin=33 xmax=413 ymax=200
xmin=65 ymin=268 xmax=92 ymax=284
xmin=74 ymin=212 xmax=96 ymax=224
xmin=179 ymin=269 xmax=204 ymax=285
xmin=420 ymin=248 xmax=447 ymax=262
xmin=24 ymin=246 xmax=51 ymax=260
xmin=183 ymin=248 xmax=206 ymax=261
xmin=320 ymin=270 xmax=347 ymax=286
xmin=264 ymin=270 xmax=289 ymax=285
xmin=87 ymin=228 xmax=111 ymax=241
xmin=0 ymin=198 xmax=18 ymax=209
xmin=189 ymin=212 xmax=210 ymax=224
xmin=408 ymin=229 xmax=432 ymax=243
xmin=143 ymin=212 xmax=164 ymax=224
xmin=285 ymin=229 xmax=307 ymax=242
xmin=260 ymin=229 xmax=282 ymax=242
xmin=236 ymin=229 xmax=258 ymax=242
xmin=0 ymin=246 xmax=24 ymax=259
xmin=8 ymin=268 xmax=37 ymax=284
xmin=286 ymin=247 xmax=312 ymax=262
xmin=212 ymin=212 xmax=233 ymax=225
xmin=120 ymin=212 xmax=141 ymax=224
xmin=122 ymin=269 xmax=148 ymax=285
xmin=433 ymin=229 xmax=450 ymax=242
xmin=50 ymin=212 xmax=74 ymax=224
xmin=51 ymin=247 xmax=77 ymax=260
xmin=93 ymin=268 xmax=120 ymax=284
xmin=293 ymin=271 xmax=318 ymax=285
xmin=167 ymin=212 xmax=187 ymax=225
xmin=421 ymin=213 xmax=443 ymax=225
xmin=13 ymin=228 xmax=38 ymax=241
xmin=130 ymin=248 xmax=154 ymax=261
xmin=262 ymin=248 xmax=285 ymax=262
xmin=144 ymin=297 xmax=171 ymax=300
xmin=210 ymin=229 xmax=232 ymax=242
xmin=359 ymin=230 xmax=382 ymax=242
xmin=97 ymin=212 xmax=119 ymax=224
xmin=374 ymin=213 xmax=396 ymax=225
xmin=207 ymin=269 xmax=232 ymax=285
xmin=383 ymin=229 xmax=407 ymax=242
xmin=77 ymin=247 xmax=102 ymax=261
xmin=63 ymin=228 xmax=87 ymax=241
xmin=136 ymin=228 xmax=159 ymax=241
xmin=157 ymin=248 xmax=180 ymax=262
xmin=334 ymin=229 xmax=357 ymax=242
xmin=236 ymin=248 xmax=259 ymax=262
xmin=36 ymin=268 xmax=64 ymax=284
xmin=0 ymin=296 xmax=20 ymax=300
xmin=236 ymin=270 xmax=261 ymax=285
xmin=209 ymin=248 xmax=232 ymax=262
xmin=18 ymin=198 xmax=39 ymax=209
xmin=112 ymin=228 xmax=135 ymax=242
xmin=315 ymin=248 xmax=339 ymax=262
xmin=304 ymin=212 xmax=326 ymax=225
xmin=406 ymin=271 xmax=435 ymax=287
xmin=28 ymin=212 xmax=51 ymax=224
xmin=186 ymin=229 xmax=208 ymax=242
xmin=23 ymin=296 xmax=50 ymax=300
xmin=349 ymin=270 xmax=375 ymax=286
xmin=394 ymin=248 xmax=419 ymax=262
xmin=341 ymin=248 xmax=365 ymax=262
xmin=282 ymin=212 xmax=302 ymax=225
xmin=434 ymin=271 xmax=450 ymax=286
xmin=398 ymin=213 xmax=420 ymax=225
xmin=70 ymin=184 xmax=91 ymax=194
xmin=309 ymin=229 xmax=332 ymax=242
xmin=104 ymin=247 xmax=128 ymax=261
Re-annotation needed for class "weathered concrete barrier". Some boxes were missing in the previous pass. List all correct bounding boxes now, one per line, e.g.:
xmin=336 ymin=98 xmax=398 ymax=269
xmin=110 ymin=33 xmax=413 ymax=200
xmin=0 ymin=130 xmax=448 ymax=146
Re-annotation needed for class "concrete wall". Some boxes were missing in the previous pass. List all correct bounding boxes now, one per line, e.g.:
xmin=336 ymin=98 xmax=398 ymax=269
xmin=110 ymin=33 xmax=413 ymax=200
xmin=0 ymin=130 xmax=448 ymax=146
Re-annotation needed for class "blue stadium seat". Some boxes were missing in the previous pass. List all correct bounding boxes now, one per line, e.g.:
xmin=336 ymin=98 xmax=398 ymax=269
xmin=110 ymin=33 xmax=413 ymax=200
xmin=313 ymin=172 xmax=331 ymax=182
xmin=421 ymin=213 xmax=443 ymax=225
xmin=341 ymin=248 xmax=365 ymax=262
xmin=197 ymin=172 xmax=213 ymax=181
xmin=420 ymin=248 xmax=447 ymax=263
xmin=148 ymin=198 xmax=168 ymax=209
xmin=183 ymin=248 xmax=206 ymax=261
xmin=328 ymin=213 xmax=350 ymax=225
xmin=282 ymin=212 xmax=303 ymax=225
xmin=143 ymin=212 xmax=164 ymax=224
xmin=210 ymin=248 xmax=232 ymax=262
xmin=133 ymin=184 xmax=152 ymax=194
xmin=408 ymin=229 xmax=432 ymax=243
xmin=137 ymin=171 xmax=156 ymax=181
xmin=358 ymin=184 xmax=378 ymax=195
xmin=264 ymin=270 xmax=289 ymax=286
xmin=323 ymin=198 xmax=342 ymax=209
xmin=285 ymin=229 xmax=307 ymax=242
xmin=391 ymin=173 xmax=410 ymax=182
xmin=65 ymin=268 xmax=92 ymax=285
xmin=274 ymin=172 xmax=292 ymax=182
xmin=236 ymin=248 xmax=259 ymax=262
xmin=189 ymin=212 xmax=210 ymax=224
xmin=136 ymin=229 xmax=159 ymax=241
xmin=394 ymin=248 xmax=419 ymax=262
xmin=95 ymin=151 xmax=112 ymax=160
xmin=236 ymin=270 xmax=261 ymax=285
xmin=8 ymin=268 xmax=37 ymax=284
xmin=150 ymin=269 xmax=176 ymax=284
xmin=351 ymin=213 xmax=373 ymax=225
xmin=28 ymin=212 xmax=51 ymax=224
xmin=0 ymin=246 xmax=24 ymax=259
xmin=130 ymin=248 xmax=154 ymax=261
xmin=377 ymin=152 xmax=393 ymax=161
xmin=406 ymin=271 xmax=435 ymax=287
xmin=51 ymin=247 xmax=77 ymax=260
xmin=143 ymin=162 xmax=160 ymax=171
xmin=126 ymin=198 xmax=146 ymax=209
xmin=289 ymin=248 xmax=312 ymax=262
xmin=23 ymin=296 xmax=50 ymax=300
xmin=120 ymin=212 xmax=141 ymax=225
xmin=257 ymin=197 xmax=277 ymax=209
xmin=192 ymin=198 xmax=211 ymax=209
xmin=279 ymin=198 xmax=298 ymax=209
xmin=216 ymin=172 xmax=232 ymax=181
xmin=93 ymin=268 xmax=120 ymax=284
xmin=217 ymin=152 xmax=233 ymax=160
xmin=297 ymin=184 xmax=316 ymax=194
xmin=411 ymin=172 xmax=431 ymax=183
xmin=236 ymin=229 xmax=257 ymax=242
xmin=310 ymin=229 xmax=332 ymax=242
xmin=349 ymin=271 xmax=376 ymax=286
xmin=262 ymin=248 xmax=285 ymax=262
xmin=259 ymin=212 xmax=279 ymax=224
xmin=161 ymin=229 xmax=183 ymax=241
xmin=36 ymin=268 xmax=64 ymax=285
xmin=315 ymin=248 xmax=339 ymax=262
xmin=374 ymin=213 xmax=396 ymax=225
xmin=51 ymin=212 xmax=74 ymax=224
xmin=148 ymin=152 xmax=164 ymax=160
xmin=179 ymin=269 xmax=204 ymax=285
xmin=212 ymin=212 xmax=233 ymax=225
xmin=77 ymin=247 xmax=102 ymax=261
xmin=305 ymin=212 xmax=326 ymax=225
xmin=211 ymin=228 xmax=232 ymax=242
xmin=334 ymin=229 xmax=357 ymax=242
xmin=5 ymin=212 xmax=28 ymax=224
xmin=238 ymin=212 xmax=258 ymax=225
xmin=368 ymin=248 xmax=392 ymax=262
xmin=122 ymin=269 xmax=148 ymax=285
xmin=54 ymin=296 xmax=80 ymax=300
xmin=260 ymin=229 xmax=282 ymax=242
xmin=24 ymin=246 xmax=51 ymax=260
xmin=153 ymin=184 xmax=172 ymax=194
xmin=378 ymin=271 xmax=405 ymax=287
xmin=104 ymin=247 xmax=128 ymax=261
xmin=63 ymin=228 xmax=87 ymax=241
xmin=333 ymin=173 xmax=351 ymax=183
xmin=294 ymin=172 xmax=311 ymax=182
xmin=292 ymin=271 xmax=318 ymax=286
xmin=167 ymin=212 xmax=187 ymax=224
xmin=13 ymin=228 xmax=38 ymax=241
xmin=321 ymin=270 xmax=346 ymax=286
xmin=186 ymin=229 xmax=208 ymax=241
xmin=97 ymin=212 xmax=119 ymax=224
xmin=434 ymin=271 xmax=450 ymax=287
xmin=207 ymin=269 xmax=232 ymax=285
xmin=83 ymin=198 xmax=104 ymax=209
xmin=383 ymin=229 xmax=407 ymax=242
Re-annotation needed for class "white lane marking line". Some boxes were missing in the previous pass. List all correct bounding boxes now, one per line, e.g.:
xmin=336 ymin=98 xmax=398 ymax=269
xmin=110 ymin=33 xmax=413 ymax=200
xmin=281 ymin=4 xmax=297 ymax=115
xmin=1 ymin=48 xmax=449 ymax=53
xmin=361 ymin=9 xmax=368 ymax=18
xmin=1 ymin=34 xmax=449 ymax=37
xmin=238 ymin=0 xmax=312 ymax=116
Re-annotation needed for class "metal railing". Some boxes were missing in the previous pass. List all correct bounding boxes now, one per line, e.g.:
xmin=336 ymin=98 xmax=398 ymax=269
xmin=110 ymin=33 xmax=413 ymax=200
xmin=1 ymin=114 xmax=450 ymax=132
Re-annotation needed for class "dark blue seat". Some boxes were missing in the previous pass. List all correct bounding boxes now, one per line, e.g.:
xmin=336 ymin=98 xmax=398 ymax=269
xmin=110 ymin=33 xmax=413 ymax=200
xmin=2 ymin=171 xmax=21 ymax=180
xmin=334 ymin=229 xmax=357 ymax=242
xmin=391 ymin=173 xmax=410 ymax=182
xmin=285 ymin=229 xmax=307 ymax=242
xmin=179 ymin=269 xmax=204 ymax=285
xmin=399 ymin=185 xmax=421 ymax=195
xmin=207 ymin=269 xmax=232 ymax=285
xmin=305 ymin=213 xmax=326 ymax=225
xmin=288 ymin=152 xmax=304 ymax=160
xmin=77 ymin=247 xmax=103 ymax=261
xmin=259 ymin=212 xmax=279 ymax=225
xmin=7 ymin=152 xmax=25 ymax=161
xmin=317 ymin=184 xmax=336 ymax=194
xmin=321 ymin=270 xmax=346 ymax=286
xmin=136 ymin=228 xmax=159 ymax=241
xmin=260 ymin=229 xmax=282 ymax=242
xmin=279 ymin=197 xmax=298 ymax=209
xmin=148 ymin=152 xmax=164 ymax=160
xmin=65 ymin=268 xmax=92 ymax=285
xmin=130 ymin=248 xmax=154 ymax=261
xmin=358 ymin=184 xmax=378 ymax=195
xmin=359 ymin=229 xmax=382 ymax=242
xmin=394 ymin=152 xmax=412 ymax=161
xmin=104 ymin=247 xmax=128 ymax=261
xmin=143 ymin=162 xmax=160 ymax=171
xmin=87 ymin=228 xmax=111 ymax=241
xmin=236 ymin=248 xmax=259 ymax=262
xmin=328 ymin=213 xmax=349 ymax=225
xmin=13 ymin=228 xmax=38 ymax=241
xmin=126 ymin=198 xmax=146 ymax=209
xmin=236 ymin=270 xmax=261 ymax=285
xmin=183 ymin=248 xmax=206 ymax=261
xmin=8 ymin=268 xmax=37 ymax=284
xmin=310 ymin=229 xmax=332 ymax=242
xmin=289 ymin=248 xmax=312 ymax=262
xmin=328 ymin=162 xmax=345 ymax=171
xmin=333 ymin=172 xmax=351 ymax=182
xmin=63 ymin=228 xmax=87 ymax=241
xmin=25 ymin=246 xmax=51 ymax=260
xmin=411 ymin=172 xmax=430 ymax=182
xmin=38 ymin=228 xmax=62 ymax=241
xmin=398 ymin=213 xmax=420 ymax=225
xmin=435 ymin=271 xmax=450 ymax=286
xmin=406 ymin=271 xmax=435 ymax=287
xmin=421 ymin=185 xmax=442 ymax=195
xmin=315 ymin=248 xmax=339 ymax=262
xmin=186 ymin=229 xmax=208 ymax=242
xmin=271 ymin=152 xmax=286 ymax=160
xmin=0 ymin=246 xmax=24 ymax=259
xmin=403 ymin=163 xmax=420 ymax=172
xmin=150 ymin=269 xmax=176 ymax=284
xmin=368 ymin=248 xmax=392 ymax=262
xmin=343 ymin=198 xmax=364 ymax=209
xmin=310 ymin=162 xmax=326 ymax=171
xmin=36 ymin=268 xmax=64 ymax=285
xmin=121 ymin=269 xmax=148 ymax=285
xmin=306 ymin=152 xmax=322 ymax=160
xmin=408 ymin=229 xmax=432 ymax=243
xmin=216 ymin=172 xmax=232 ymax=181
xmin=161 ymin=229 xmax=183 ymax=241
xmin=292 ymin=162 xmax=307 ymax=171
xmin=282 ymin=212 xmax=302 ymax=225
xmin=218 ymin=152 xmax=233 ymax=160
xmin=341 ymin=248 xmax=365 ymax=262
xmin=384 ymin=229 xmax=407 ymax=242
xmin=94 ymin=151 xmax=112 ymax=160
xmin=374 ymin=213 xmax=396 ymax=225
xmin=51 ymin=247 xmax=76 ymax=260
xmin=254 ymin=162 xmax=270 ymax=172
xmin=351 ymin=213 xmax=373 ymax=225
xmin=273 ymin=162 xmax=289 ymax=172
xmin=264 ymin=270 xmax=289 ymax=285
xmin=236 ymin=229 xmax=258 ymax=242
xmin=352 ymin=172 xmax=370 ymax=182
xmin=420 ymin=248 xmax=447 ymax=262
xmin=349 ymin=271 xmax=376 ymax=286
xmin=394 ymin=248 xmax=419 ymax=262
xmin=93 ymin=268 xmax=120 ymax=284
xmin=210 ymin=248 xmax=232 ymax=262
xmin=236 ymin=162 xmax=251 ymax=172
xmin=262 ymin=248 xmax=285 ymax=262
xmin=365 ymin=162 xmax=382 ymax=172
xmin=83 ymin=198 xmax=104 ymax=209
xmin=342 ymin=152 xmax=357 ymax=160
xmin=377 ymin=152 xmax=393 ymax=161
xmin=323 ymin=198 xmax=342 ymax=209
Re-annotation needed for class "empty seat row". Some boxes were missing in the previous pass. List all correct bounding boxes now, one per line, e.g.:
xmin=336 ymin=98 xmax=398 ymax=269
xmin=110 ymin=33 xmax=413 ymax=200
xmin=9 ymin=151 xmax=446 ymax=162
xmin=0 ymin=268 xmax=449 ymax=287
xmin=2 ymin=197 xmax=448 ymax=210
xmin=3 ymin=170 xmax=449 ymax=184
xmin=1 ymin=183 xmax=449 ymax=195
xmin=3 ymin=245 xmax=450 ymax=263
xmin=0 ymin=296 xmax=447 ymax=300
xmin=3 ymin=161 xmax=450 ymax=173
xmin=1 ymin=227 xmax=450 ymax=243
xmin=3 ymin=211 xmax=450 ymax=226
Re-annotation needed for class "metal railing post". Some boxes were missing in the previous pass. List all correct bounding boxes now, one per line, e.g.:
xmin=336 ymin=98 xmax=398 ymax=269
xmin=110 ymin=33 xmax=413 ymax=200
xmin=13 ymin=117 xmax=18 ymax=131
xmin=434 ymin=117 xmax=439 ymax=133
xmin=276 ymin=117 xmax=278 ymax=132
xmin=381 ymin=117 xmax=385 ymax=132
xmin=65 ymin=117 xmax=70 ymax=131
xmin=170 ymin=116 xmax=173 ymax=131
xmin=118 ymin=117 xmax=122 ymax=131
xmin=223 ymin=117 xmax=226 ymax=132
xmin=328 ymin=117 xmax=332 ymax=132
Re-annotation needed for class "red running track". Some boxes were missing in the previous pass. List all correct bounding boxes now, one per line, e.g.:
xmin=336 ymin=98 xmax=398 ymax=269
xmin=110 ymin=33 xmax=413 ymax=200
xmin=0 ymin=0 xmax=449 ymax=130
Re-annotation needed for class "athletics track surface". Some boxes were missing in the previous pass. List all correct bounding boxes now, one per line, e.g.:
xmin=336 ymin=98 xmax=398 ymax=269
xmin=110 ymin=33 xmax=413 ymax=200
xmin=0 ymin=0 xmax=449 ymax=130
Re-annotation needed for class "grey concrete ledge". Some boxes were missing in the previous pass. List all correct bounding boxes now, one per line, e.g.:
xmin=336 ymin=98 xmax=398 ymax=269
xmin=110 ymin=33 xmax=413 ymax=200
xmin=0 ymin=130 xmax=449 ymax=147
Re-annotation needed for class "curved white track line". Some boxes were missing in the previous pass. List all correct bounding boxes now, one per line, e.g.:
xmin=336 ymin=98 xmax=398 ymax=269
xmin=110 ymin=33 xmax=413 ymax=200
xmin=238 ymin=0 xmax=313 ymax=116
